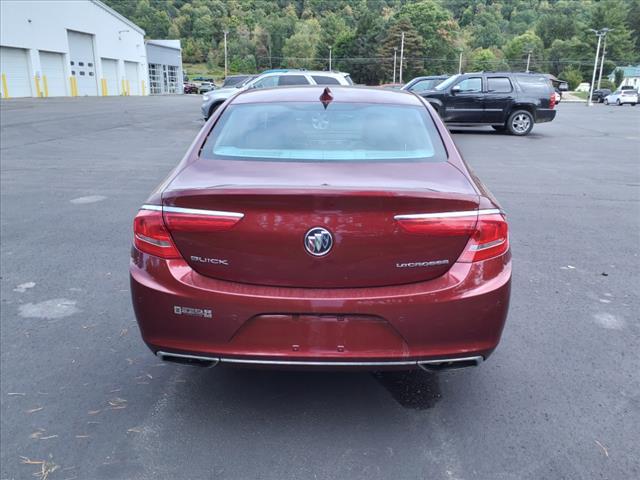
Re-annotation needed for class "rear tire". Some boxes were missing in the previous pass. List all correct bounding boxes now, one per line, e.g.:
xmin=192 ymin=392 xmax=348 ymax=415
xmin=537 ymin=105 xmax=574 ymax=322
xmin=616 ymin=99 xmax=621 ymax=106
xmin=507 ymin=110 xmax=534 ymax=136
xmin=604 ymin=99 xmax=609 ymax=105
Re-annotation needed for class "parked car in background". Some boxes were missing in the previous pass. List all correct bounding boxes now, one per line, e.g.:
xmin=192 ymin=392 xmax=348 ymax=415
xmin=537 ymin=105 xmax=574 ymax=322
xmin=198 ymin=82 xmax=216 ymax=94
xmin=192 ymin=76 xmax=214 ymax=84
xmin=222 ymin=75 xmax=254 ymax=88
xmin=379 ymin=83 xmax=403 ymax=89
xmin=201 ymin=69 xmax=353 ymax=119
xmin=131 ymin=86 xmax=511 ymax=371
xmin=604 ymin=89 xmax=638 ymax=105
xmin=591 ymin=89 xmax=611 ymax=103
xmin=554 ymin=90 xmax=562 ymax=104
xmin=419 ymin=72 xmax=557 ymax=136
xmin=402 ymin=75 xmax=449 ymax=93
xmin=183 ymin=82 xmax=198 ymax=94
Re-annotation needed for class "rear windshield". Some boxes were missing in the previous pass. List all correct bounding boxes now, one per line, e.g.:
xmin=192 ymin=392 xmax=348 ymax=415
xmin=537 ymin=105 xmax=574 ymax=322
xmin=201 ymin=102 xmax=446 ymax=163
xmin=312 ymin=75 xmax=341 ymax=85
xmin=514 ymin=74 xmax=553 ymax=93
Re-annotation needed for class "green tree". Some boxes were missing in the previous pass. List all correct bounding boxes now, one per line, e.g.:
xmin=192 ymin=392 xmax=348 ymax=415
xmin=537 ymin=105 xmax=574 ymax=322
xmin=627 ymin=0 xmax=640 ymax=53
xmin=502 ymin=31 xmax=544 ymax=71
xmin=334 ymin=11 xmax=386 ymax=84
xmin=378 ymin=18 xmax=425 ymax=83
xmin=586 ymin=0 xmax=636 ymax=64
xmin=536 ymin=5 xmax=580 ymax=49
xmin=559 ymin=67 xmax=582 ymax=90
xmin=468 ymin=5 xmax=507 ymax=50
xmin=318 ymin=13 xmax=351 ymax=69
xmin=282 ymin=19 xmax=322 ymax=68
xmin=614 ymin=68 xmax=624 ymax=88
xmin=468 ymin=48 xmax=508 ymax=71
xmin=397 ymin=0 xmax=460 ymax=74
xmin=547 ymin=37 xmax=591 ymax=76
xmin=103 ymin=0 xmax=630 ymax=82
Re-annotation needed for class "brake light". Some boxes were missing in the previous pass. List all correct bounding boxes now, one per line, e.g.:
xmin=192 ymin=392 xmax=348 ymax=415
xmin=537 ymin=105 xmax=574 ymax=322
xmin=395 ymin=214 xmax=477 ymax=236
xmin=395 ymin=210 xmax=509 ymax=262
xmin=550 ymin=92 xmax=556 ymax=109
xmin=458 ymin=213 xmax=509 ymax=262
xmin=133 ymin=209 xmax=180 ymax=259
xmin=163 ymin=209 xmax=243 ymax=232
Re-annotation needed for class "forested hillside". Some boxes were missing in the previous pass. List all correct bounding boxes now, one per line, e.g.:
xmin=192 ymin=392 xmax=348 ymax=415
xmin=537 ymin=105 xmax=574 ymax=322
xmin=105 ymin=0 xmax=639 ymax=85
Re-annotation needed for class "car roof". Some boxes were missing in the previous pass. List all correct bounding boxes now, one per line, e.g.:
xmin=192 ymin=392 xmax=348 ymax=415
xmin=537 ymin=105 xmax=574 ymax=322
xmin=410 ymin=75 xmax=449 ymax=80
xmin=232 ymin=85 xmax=423 ymax=106
xmin=258 ymin=70 xmax=348 ymax=78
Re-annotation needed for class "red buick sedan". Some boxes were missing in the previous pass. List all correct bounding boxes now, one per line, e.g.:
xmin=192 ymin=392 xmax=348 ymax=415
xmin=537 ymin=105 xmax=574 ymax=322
xmin=130 ymin=86 xmax=511 ymax=370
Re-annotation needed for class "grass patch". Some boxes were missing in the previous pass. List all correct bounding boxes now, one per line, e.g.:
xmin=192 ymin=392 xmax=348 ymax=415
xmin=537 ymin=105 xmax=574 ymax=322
xmin=572 ymin=91 xmax=589 ymax=100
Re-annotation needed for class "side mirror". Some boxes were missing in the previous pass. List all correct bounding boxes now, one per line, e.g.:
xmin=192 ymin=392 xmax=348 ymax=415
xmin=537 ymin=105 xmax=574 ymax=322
xmin=451 ymin=85 xmax=461 ymax=94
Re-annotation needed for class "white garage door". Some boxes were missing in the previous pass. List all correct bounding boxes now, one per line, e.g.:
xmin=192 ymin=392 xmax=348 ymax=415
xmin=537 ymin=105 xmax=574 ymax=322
xmin=67 ymin=30 xmax=97 ymax=96
xmin=124 ymin=61 xmax=139 ymax=95
xmin=101 ymin=58 xmax=118 ymax=96
xmin=1 ymin=46 xmax=32 ymax=98
xmin=39 ymin=51 xmax=66 ymax=97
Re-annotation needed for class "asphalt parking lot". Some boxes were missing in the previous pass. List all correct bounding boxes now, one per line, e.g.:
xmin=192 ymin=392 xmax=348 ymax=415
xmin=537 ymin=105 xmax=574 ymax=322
xmin=1 ymin=96 xmax=638 ymax=480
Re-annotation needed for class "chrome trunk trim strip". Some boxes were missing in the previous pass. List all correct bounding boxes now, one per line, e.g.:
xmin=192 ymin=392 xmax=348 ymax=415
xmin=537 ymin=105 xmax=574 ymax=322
xmin=394 ymin=209 xmax=502 ymax=220
xmin=141 ymin=204 xmax=244 ymax=219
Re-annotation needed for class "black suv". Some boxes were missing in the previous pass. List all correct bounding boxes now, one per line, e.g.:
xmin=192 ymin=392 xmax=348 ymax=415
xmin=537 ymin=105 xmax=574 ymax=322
xmin=419 ymin=72 xmax=556 ymax=135
xmin=591 ymin=88 xmax=612 ymax=103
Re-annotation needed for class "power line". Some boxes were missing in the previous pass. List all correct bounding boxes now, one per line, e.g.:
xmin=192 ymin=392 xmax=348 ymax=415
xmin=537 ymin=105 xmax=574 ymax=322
xmin=256 ymin=56 xmax=632 ymax=66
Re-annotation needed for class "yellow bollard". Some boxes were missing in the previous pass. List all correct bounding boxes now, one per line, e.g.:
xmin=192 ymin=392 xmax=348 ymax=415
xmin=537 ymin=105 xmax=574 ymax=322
xmin=101 ymin=78 xmax=107 ymax=96
xmin=141 ymin=80 xmax=145 ymax=96
xmin=1 ymin=73 xmax=9 ymax=98
xmin=43 ymin=76 xmax=49 ymax=97
xmin=127 ymin=80 xmax=131 ymax=96
xmin=69 ymin=76 xmax=78 ymax=96
xmin=35 ymin=76 xmax=42 ymax=97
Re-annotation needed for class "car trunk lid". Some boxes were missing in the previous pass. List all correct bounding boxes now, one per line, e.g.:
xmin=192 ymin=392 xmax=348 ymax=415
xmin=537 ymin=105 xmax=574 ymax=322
xmin=162 ymin=160 xmax=479 ymax=288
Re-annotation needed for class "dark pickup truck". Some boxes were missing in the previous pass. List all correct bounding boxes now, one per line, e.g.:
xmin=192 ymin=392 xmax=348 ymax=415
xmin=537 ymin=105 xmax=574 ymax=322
xmin=420 ymin=72 xmax=557 ymax=136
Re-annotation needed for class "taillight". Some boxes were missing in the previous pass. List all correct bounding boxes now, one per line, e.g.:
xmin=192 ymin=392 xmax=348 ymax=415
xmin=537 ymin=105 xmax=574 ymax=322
xmin=395 ymin=210 xmax=509 ymax=262
xmin=395 ymin=213 xmax=477 ymax=236
xmin=163 ymin=208 xmax=243 ymax=232
xmin=550 ymin=92 xmax=556 ymax=109
xmin=458 ymin=213 xmax=509 ymax=262
xmin=133 ymin=209 xmax=180 ymax=259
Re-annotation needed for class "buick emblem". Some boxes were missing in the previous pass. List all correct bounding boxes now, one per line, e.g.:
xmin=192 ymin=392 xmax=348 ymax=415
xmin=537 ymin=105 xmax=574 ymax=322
xmin=304 ymin=227 xmax=333 ymax=256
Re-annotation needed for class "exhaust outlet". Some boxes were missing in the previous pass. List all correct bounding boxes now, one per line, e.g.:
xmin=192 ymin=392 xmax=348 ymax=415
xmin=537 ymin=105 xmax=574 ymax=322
xmin=417 ymin=356 xmax=483 ymax=371
xmin=157 ymin=351 xmax=220 ymax=368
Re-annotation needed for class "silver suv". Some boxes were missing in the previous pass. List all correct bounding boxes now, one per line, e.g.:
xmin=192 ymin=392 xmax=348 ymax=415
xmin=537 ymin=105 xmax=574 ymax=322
xmin=201 ymin=70 xmax=353 ymax=119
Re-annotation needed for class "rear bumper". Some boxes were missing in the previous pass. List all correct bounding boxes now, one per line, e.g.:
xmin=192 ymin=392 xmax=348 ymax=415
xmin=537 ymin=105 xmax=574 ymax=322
xmin=156 ymin=350 xmax=484 ymax=371
xmin=536 ymin=108 xmax=556 ymax=123
xmin=130 ymin=248 xmax=511 ymax=370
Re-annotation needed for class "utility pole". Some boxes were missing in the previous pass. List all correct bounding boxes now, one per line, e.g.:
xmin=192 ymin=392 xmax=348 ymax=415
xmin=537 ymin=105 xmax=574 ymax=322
xmin=597 ymin=28 xmax=612 ymax=90
xmin=588 ymin=28 xmax=607 ymax=107
xmin=399 ymin=31 xmax=405 ymax=84
xmin=458 ymin=50 xmax=463 ymax=74
xmin=223 ymin=30 xmax=229 ymax=78
xmin=329 ymin=46 xmax=332 ymax=71
xmin=525 ymin=50 xmax=532 ymax=73
xmin=393 ymin=47 xmax=397 ymax=83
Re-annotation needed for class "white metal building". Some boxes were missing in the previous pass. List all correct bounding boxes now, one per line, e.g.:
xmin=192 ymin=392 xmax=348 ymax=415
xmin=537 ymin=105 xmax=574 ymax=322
xmin=0 ymin=0 xmax=149 ymax=98
xmin=146 ymin=40 xmax=183 ymax=95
